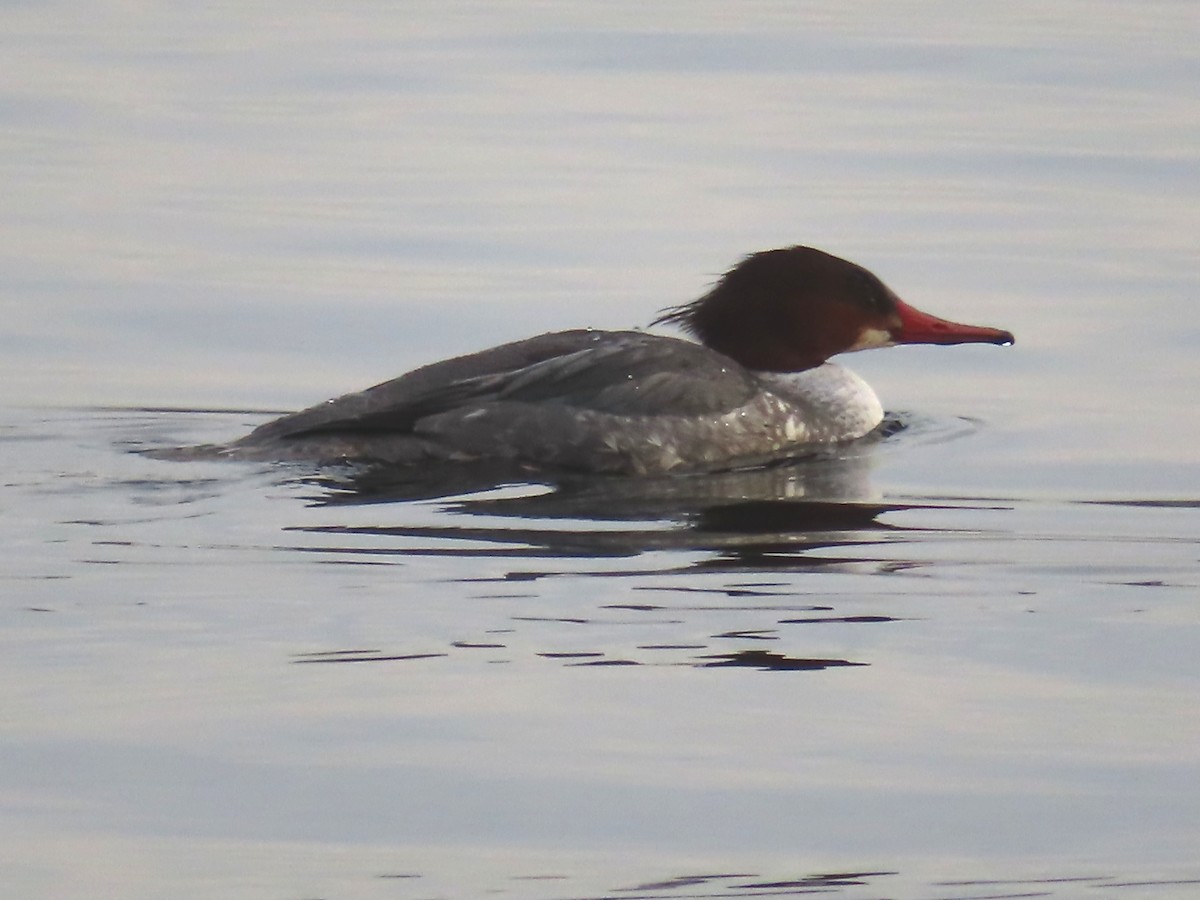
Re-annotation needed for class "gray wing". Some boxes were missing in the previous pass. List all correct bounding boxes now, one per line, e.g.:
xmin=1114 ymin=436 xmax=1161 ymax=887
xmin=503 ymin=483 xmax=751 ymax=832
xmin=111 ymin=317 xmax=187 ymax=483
xmin=240 ymin=330 xmax=762 ymax=444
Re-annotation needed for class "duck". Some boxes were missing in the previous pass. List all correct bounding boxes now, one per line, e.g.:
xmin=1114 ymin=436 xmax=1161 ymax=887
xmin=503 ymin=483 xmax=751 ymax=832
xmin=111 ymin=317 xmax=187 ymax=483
xmin=222 ymin=246 xmax=1013 ymax=474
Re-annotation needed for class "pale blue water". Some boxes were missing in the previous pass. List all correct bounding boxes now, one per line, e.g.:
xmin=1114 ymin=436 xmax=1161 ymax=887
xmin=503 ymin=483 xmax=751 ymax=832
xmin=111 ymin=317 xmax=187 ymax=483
xmin=2 ymin=3 xmax=1199 ymax=898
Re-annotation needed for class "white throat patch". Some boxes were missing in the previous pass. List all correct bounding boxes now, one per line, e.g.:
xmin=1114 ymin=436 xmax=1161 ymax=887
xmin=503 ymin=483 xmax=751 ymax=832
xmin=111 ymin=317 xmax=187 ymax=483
xmin=847 ymin=326 xmax=893 ymax=352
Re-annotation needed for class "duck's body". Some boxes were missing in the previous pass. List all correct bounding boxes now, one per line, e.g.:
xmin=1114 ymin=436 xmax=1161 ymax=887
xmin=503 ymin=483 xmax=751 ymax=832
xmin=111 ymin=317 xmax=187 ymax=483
xmin=223 ymin=247 xmax=1012 ymax=474
xmin=229 ymin=329 xmax=885 ymax=473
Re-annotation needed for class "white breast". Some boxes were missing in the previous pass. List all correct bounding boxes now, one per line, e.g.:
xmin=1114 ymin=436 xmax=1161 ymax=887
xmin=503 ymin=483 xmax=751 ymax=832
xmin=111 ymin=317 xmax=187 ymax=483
xmin=755 ymin=362 xmax=884 ymax=443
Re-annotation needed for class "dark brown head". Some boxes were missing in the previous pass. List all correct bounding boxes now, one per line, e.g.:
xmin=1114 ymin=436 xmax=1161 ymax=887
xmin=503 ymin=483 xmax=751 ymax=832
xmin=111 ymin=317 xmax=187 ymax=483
xmin=652 ymin=246 xmax=1013 ymax=372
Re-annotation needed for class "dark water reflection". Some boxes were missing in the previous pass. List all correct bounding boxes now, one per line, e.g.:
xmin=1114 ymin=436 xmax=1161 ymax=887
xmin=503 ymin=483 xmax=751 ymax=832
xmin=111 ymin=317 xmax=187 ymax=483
xmin=263 ymin=428 xmax=970 ymax=671
xmin=368 ymin=866 xmax=1200 ymax=899
xmin=561 ymin=869 xmax=1200 ymax=899
xmin=293 ymin=471 xmax=914 ymax=558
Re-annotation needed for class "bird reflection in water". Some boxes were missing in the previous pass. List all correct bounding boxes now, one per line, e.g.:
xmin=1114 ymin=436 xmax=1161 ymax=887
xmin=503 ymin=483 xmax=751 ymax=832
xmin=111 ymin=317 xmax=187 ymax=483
xmin=270 ymin=418 xmax=985 ymax=671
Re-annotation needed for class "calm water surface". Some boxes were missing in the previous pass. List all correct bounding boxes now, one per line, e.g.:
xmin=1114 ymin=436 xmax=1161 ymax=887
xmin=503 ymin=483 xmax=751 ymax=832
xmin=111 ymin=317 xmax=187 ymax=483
xmin=3 ymin=3 xmax=1199 ymax=898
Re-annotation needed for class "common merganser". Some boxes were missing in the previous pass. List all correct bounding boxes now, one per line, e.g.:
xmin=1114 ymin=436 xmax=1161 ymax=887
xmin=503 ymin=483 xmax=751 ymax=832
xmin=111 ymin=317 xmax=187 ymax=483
xmin=223 ymin=246 xmax=1013 ymax=474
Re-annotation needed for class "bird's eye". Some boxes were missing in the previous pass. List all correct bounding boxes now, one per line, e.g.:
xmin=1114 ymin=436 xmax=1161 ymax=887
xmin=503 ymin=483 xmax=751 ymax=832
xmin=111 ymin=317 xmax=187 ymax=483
xmin=851 ymin=271 xmax=888 ymax=312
